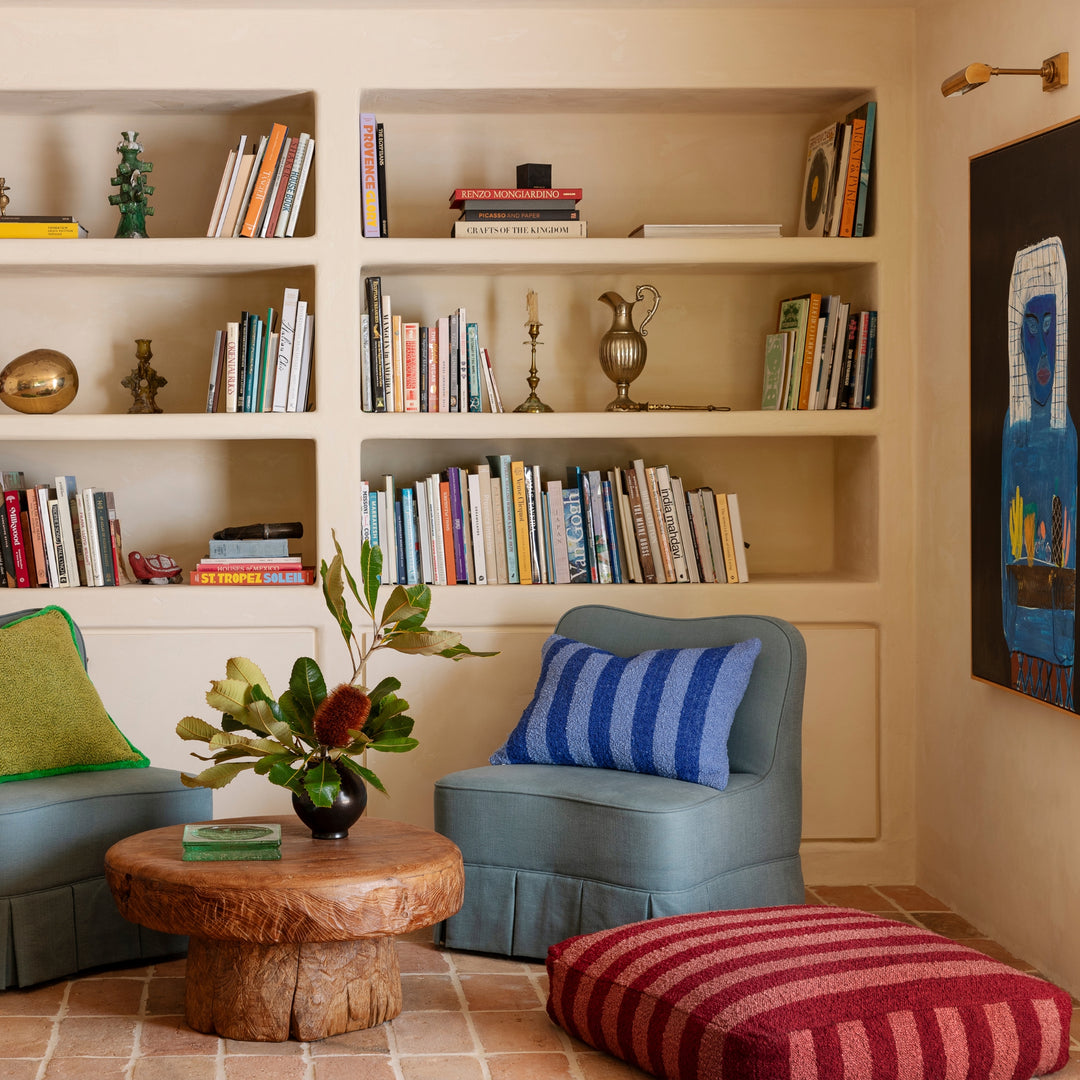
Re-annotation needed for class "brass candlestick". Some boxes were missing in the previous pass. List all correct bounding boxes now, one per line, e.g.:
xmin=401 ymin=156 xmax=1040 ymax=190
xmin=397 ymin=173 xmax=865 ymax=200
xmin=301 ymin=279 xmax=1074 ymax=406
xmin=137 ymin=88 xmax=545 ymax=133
xmin=513 ymin=321 xmax=554 ymax=413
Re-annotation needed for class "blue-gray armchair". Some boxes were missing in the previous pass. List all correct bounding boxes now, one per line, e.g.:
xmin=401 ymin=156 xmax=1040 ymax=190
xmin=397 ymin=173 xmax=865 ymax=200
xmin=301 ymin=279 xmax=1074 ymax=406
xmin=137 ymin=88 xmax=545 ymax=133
xmin=434 ymin=605 xmax=805 ymax=959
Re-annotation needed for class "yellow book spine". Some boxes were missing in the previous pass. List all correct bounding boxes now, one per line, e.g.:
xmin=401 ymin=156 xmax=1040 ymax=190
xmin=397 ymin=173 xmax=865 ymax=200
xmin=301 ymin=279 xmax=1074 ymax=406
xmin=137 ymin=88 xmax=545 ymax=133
xmin=0 ymin=222 xmax=84 ymax=238
xmin=510 ymin=460 xmax=533 ymax=584
xmin=715 ymin=493 xmax=740 ymax=584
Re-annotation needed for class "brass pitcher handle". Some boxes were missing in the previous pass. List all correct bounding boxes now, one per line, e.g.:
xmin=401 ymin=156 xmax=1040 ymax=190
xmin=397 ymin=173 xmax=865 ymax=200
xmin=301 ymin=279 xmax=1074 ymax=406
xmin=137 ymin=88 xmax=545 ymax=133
xmin=635 ymin=284 xmax=661 ymax=337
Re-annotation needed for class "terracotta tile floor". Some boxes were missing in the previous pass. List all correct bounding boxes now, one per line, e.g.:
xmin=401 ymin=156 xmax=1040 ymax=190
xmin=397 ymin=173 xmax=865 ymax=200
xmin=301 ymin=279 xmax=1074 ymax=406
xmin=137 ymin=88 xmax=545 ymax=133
xmin=2 ymin=885 xmax=1078 ymax=1079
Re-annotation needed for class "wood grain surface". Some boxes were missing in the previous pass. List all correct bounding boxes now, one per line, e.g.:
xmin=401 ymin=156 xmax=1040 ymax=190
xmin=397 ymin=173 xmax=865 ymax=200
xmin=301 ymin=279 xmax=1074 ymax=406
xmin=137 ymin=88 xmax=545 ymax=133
xmin=105 ymin=815 xmax=464 ymax=943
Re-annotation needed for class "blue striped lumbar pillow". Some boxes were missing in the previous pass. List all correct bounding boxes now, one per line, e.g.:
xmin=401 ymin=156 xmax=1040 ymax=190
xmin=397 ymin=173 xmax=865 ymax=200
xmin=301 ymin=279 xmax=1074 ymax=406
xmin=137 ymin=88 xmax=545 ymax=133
xmin=489 ymin=634 xmax=762 ymax=790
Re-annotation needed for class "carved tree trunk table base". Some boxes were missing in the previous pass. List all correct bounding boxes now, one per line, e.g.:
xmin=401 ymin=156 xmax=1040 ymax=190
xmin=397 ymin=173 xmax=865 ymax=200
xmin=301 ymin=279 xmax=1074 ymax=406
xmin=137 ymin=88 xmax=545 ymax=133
xmin=185 ymin=934 xmax=402 ymax=1041
xmin=105 ymin=816 xmax=463 ymax=1042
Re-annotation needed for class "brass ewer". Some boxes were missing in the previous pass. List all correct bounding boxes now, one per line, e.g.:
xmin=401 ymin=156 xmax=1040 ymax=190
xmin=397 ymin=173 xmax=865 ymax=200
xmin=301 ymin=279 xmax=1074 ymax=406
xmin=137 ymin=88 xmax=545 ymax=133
xmin=597 ymin=284 xmax=661 ymax=411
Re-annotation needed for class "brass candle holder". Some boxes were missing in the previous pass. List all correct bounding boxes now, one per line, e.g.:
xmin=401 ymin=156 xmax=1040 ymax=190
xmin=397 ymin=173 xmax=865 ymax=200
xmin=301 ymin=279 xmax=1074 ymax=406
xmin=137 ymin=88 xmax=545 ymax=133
xmin=513 ymin=320 xmax=554 ymax=413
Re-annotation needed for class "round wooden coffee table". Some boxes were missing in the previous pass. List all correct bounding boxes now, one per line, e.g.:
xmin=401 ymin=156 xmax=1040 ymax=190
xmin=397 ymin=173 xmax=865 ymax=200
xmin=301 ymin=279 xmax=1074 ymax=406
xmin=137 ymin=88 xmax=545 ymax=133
xmin=105 ymin=815 xmax=463 ymax=1042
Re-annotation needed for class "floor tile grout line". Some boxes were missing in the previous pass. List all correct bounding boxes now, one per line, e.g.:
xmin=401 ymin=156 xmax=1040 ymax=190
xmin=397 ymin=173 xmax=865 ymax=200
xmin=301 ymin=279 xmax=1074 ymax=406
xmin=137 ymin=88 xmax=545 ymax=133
xmin=445 ymin=949 xmax=495 ymax=1080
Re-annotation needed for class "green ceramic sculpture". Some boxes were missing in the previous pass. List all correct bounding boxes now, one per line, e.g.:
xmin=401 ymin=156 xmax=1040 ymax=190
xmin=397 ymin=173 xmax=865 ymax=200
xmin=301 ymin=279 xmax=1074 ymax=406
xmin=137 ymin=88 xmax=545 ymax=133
xmin=109 ymin=131 xmax=154 ymax=238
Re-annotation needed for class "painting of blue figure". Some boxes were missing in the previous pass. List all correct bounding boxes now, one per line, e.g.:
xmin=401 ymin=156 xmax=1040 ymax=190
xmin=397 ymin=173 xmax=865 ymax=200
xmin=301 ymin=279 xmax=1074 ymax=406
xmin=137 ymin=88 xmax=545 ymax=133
xmin=971 ymin=119 xmax=1080 ymax=714
xmin=1000 ymin=239 xmax=1076 ymax=707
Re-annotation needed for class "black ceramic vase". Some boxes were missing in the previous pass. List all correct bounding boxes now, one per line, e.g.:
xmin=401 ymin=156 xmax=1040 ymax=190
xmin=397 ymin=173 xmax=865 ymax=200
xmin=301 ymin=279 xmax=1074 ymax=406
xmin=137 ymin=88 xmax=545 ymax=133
xmin=291 ymin=763 xmax=367 ymax=839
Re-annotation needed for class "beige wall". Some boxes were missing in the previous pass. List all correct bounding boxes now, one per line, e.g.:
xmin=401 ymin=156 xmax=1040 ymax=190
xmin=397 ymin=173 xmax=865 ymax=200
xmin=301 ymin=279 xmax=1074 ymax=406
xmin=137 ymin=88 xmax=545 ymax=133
xmin=915 ymin=0 xmax=1080 ymax=993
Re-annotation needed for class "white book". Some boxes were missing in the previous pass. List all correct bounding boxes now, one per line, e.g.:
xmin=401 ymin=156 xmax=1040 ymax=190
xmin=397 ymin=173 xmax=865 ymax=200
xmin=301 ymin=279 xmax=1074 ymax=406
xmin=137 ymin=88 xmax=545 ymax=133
xmin=213 ymin=134 xmax=248 ymax=238
xmin=476 ymin=463 xmax=498 ymax=585
xmin=53 ymin=475 xmax=80 ymax=587
xmin=427 ymin=474 xmax=445 ymax=586
xmin=457 ymin=307 xmax=468 ymax=417
xmin=34 ymin=487 xmax=59 ymax=586
xmin=272 ymin=287 xmax=300 ymax=412
xmin=46 ymin=498 xmax=71 ymax=587
xmin=261 ymin=331 xmax=279 ymax=412
xmin=382 ymin=473 xmax=396 ymax=585
xmin=615 ymin=474 xmax=642 ymax=583
xmin=437 ymin=316 xmax=451 ymax=413
xmin=545 ymin=479 xmax=571 ymax=584
xmin=224 ymin=321 xmax=240 ymax=413
xmin=415 ymin=481 xmax=433 ymax=585
xmin=275 ymin=131 xmax=311 ymax=237
xmin=82 ymin=487 xmax=104 ymax=586
xmin=631 ymin=458 xmax=667 ymax=583
xmin=360 ymin=312 xmax=372 ymax=412
xmin=231 ymin=134 xmax=267 ymax=236
xmin=73 ymin=486 xmax=97 ymax=587
xmin=206 ymin=148 xmax=236 ymax=237
xmin=360 ymin=479 xmax=370 ymax=545
xmin=726 ymin=492 xmax=750 ymax=582
xmin=670 ymin=475 xmax=700 ymax=583
xmin=489 ymin=476 xmax=509 ymax=585
xmin=467 ymin=471 xmax=487 ymax=584
xmin=654 ymin=465 xmax=689 ymax=582
xmin=686 ymin=489 xmax=716 ymax=583
xmin=374 ymin=490 xmax=387 ymax=562
xmin=283 ymin=137 xmax=315 ymax=238
xmin=288 ymin=306 xmax=312 ymax=412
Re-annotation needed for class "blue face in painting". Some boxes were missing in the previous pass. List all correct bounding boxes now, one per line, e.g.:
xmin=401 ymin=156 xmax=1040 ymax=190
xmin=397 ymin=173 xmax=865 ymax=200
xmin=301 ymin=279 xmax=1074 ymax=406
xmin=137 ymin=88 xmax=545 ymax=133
xmin=1023 ymin=293 xmax=1057 ymax=407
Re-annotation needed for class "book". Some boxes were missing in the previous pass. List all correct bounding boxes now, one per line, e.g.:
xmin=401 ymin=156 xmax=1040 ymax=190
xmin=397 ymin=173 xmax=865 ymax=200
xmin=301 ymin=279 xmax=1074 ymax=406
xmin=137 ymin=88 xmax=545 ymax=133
xmin=3 ymin=491 xmax=31 ymax=587
xmin=181 ymin=822 xmax=281 ymax=861
xmin=0 ymin=221 xmax=87 ymax=238
xmin=624 ymin=467 xmax=657 ymax=584
xmin=0 ymin=215 xmax=73 ymax=222
xmin=813 ymin=295 xmax=842 ymax=410
xmin=0 ymin=492 xmax=16 ymax=587
xmin=545 ymin=479 xmax=570 ymax=584
xmin=487 ymin=476 xmax=507 ymax=584
xmin=825 ymin=301 xmax=850 ymax=410
xmin=360 ymin=113 xmax=381 ymax=239
xmin=686 ymin=489 xmax=715 ymax=583
xmin=670 ymin=475 xmax=699 ymax=583
xmin=713 ymin=492 xmax=740 ymax=584
xmin=375 ymin=121 xmax=389 ymax=237
xmin=437 ymin=316 xmax=451 ymax=413
xmin=195 ymin=559 xmax=302 ymax=573
xmin=287 ymin=302 xmax=311 ymax=412
xmin=456 ymin=309 xmax=468 ymax=415
xmin=262 ymin=135 xmax=300 ymax=237
xmin=527 ymin=465 xmax=546 ymax=583
xmin=804 ymin=297 xmax=829 ymax=412
xmin=274 ymin=131 xmax=311 ymax=237
xmin=796 ymin=292 xmax=822 ymax=410
xmin=382 ymin=474 xmax=397 ymax=585
xmin=206 ymin=147 xmax=237 ymax=236
xmin=466 ymin=322 xmax=482 ymax=412
xmin=208 ymin=538 xmax=291 ymax=558
xmin=272 ymin=287 xmax=301 ymax=413
xmin=645 ymin=466 xmax=676 ymax=583
xmin=630 ymin=458 xmax=666 ymax=582
xmin=427 ymin=326 xmax=440 ymax=412
xmin=241 ymin=122 xmax=288 ymax=237
xmin=436 ymin=478 xmax=456 ymax=586
xmin=220 ymin=148 xmax=256 ymax=237
xmin=849 ymin=101 xmax=876 ymax=238
xmin=601 ymin=478 xmax=623 ymax=583
xmin=451 ymin=220 xmax=587 ymax=238
xmin=510 ymin=460 xmax=532 ymax=584
xmin=283 ymin=138 xmax=314 ymax=238
xmin=402 ymin=321 xmax=421 ymax=412
xmin=53 ymin=475 xmax=80 ymax=587
xmin=586 ymin=469 xmax=612 ymax=584
xmin=861 ymin=310 xmax=879 ymax=408
xmin=486 ymin=455 xmax=518 ymax=584
xmin=725 ymin=492 xmax=750 ymax=582
xmin=414 ymin=481 xmax=433 ymax=584
xmin=654 ymin=465 xmax=689 ymax=583
xmin=562 ymin=487 xmax=589 ymax=583
xmin=481 ymin=348 xmax=504 ymax=413
xmin=92 ymin=491 xmax=115 ymax=586
xmin=826 ymin=122 xmax=851 ymax=237
xmin=838 ymin=116 xmax=866 ymax=238
xmin=460 ymin=208 xmax=581 ymax=221
xmin=391 ymin=313 xmax=404 ymax=412
xmin=24 ymin=486 xmax=49 ymax=585
xmin=401 ymin=485 xmax=419 ymax=584
xmin=364 ymin=277 xmax=386 ymax=412
xmin=851 ymin=310 xmax=872 ymax=410
xmin=381 ymin=297 xmax=395 ymax=413
xmin=836 ymin=313 xmax=860 ymax=409
xmin=467 ymin=470 xmax=487 ymax=585
xmin=449 ymin=187 xmax=582 ymax=208
xmin=614 ymin=469 xmax=641 ymax=583
xmin=761 ymin=332 xmax=789 ymax=410
xmin=628 ymin=223 xmax=781 ymax=238
xmin=698 ymin=487 xmax=728 ymax=582
xmin=456 ymin=198 xmax=580 ymax=213
xmin=797 ymin=122 xmax=841 ymax=237
xmin=189 ymin=566 xmax=316 ymax=585
xmin=106 ymin=491 xmax=125 ymax=583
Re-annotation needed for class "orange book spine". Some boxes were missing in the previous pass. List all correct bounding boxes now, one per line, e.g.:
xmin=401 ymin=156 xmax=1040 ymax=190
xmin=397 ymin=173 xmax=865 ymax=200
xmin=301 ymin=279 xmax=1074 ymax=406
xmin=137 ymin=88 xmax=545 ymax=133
xmin=839 ymin=119 xmax=866 ymax=238
xmin=240 ymin=123 xmax=288 ymax=237
xmin=796 ymin=292 xmax=823 ymax=410
xmin=439 ymin=480 xmax=457 ymax=584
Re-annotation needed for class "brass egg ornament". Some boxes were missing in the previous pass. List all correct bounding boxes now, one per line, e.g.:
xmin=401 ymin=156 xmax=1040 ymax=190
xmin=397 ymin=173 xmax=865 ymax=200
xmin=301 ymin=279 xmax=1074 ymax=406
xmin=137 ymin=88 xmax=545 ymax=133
xmin=0 ymin=349 xmax=79 ymax=413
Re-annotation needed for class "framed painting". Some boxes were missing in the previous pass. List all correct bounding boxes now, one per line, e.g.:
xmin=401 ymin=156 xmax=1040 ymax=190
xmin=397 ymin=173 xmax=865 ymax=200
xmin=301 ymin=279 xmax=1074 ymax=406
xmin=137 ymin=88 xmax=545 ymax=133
xmin=971 ymin=116 xmax=1080 ymax=712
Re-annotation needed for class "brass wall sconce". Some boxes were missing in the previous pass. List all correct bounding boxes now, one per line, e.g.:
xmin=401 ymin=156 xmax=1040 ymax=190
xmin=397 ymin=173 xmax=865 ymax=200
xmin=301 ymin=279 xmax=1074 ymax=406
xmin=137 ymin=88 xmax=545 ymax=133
xmin=941 ymin=52 xmax=1068 ymax=97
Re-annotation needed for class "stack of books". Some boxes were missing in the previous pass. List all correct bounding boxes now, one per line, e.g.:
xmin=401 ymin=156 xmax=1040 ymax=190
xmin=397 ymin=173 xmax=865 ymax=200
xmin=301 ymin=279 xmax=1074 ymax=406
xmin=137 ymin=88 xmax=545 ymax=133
xmin=181 ymin=823 xmax=282 ymax=861
xmin=205 ymin=123 xmax=314 ymax=238
xmin=205 ymin=285 xmax=314 ymax=413
xmin=189 ymin=534 xmax=314 ymax=586
xmin=1 ymin=470 xmax=128 ymax=589
xmin=362 ymin=277 xmax=503 ymax=413
xmin=449 ymin=187 xmax=585 ymax=238
xmin=362 ymin=457 xmax=748 ymax=588
xmin=796 ymin=100 xmax=876 ymax=239
xmin=763 ymin=292 xmax=878 ymax=410
xmin=0 ymin=215 xmax=87 ymax=239
xmin=359 ymin=112 xmax=389 ymax=237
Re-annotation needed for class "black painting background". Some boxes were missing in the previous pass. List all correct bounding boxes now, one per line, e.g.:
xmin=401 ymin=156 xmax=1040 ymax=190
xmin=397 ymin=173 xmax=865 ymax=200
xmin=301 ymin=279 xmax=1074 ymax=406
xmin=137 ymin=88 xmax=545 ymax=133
xmin=970 ymin=117 xmax=1080 ymax=709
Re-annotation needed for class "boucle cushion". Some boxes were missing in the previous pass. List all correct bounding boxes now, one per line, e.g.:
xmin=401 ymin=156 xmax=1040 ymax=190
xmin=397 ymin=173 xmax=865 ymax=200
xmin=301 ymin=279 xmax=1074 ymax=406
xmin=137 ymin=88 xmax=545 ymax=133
xmin=546 ymin=906 xmax=1073 ymax=1080
xmin=0 ymin=606 xmax=149 ymax=783
xmin=489 ymin=634 xmax=761 ymax=790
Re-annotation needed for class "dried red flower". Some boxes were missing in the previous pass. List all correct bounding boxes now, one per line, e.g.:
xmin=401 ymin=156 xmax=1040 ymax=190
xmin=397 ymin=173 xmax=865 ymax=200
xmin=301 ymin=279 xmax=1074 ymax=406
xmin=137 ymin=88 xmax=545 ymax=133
xmin=313 ymin=684 xmax=372 ymax=748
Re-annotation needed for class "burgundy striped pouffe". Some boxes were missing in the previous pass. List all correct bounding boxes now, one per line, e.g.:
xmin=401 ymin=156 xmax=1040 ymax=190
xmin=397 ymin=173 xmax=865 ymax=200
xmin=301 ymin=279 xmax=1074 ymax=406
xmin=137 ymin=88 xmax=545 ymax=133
xmin=546 ymin=905 xmax=1073 ymax=1080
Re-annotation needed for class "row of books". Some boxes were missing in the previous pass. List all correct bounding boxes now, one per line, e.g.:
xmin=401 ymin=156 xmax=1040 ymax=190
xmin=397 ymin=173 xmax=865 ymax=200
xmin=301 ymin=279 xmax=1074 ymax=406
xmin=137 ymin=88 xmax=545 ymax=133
xmin=763 ymin=293 xmax=877 ymax=411
xmin=362 ymin=277 xmax=503 ymax=413
xmin=360 ymin=113 xmax=389 ymax=238
xmin=449 ymin=186 xmax=586 ymax=239
xmin=797 ymin=100 xmax=876 ymax=239
xmin=205 ymin=123 xmax=314 ymax=239
xmin=189 ymin=535 xmax=315 ymax=586
xmin=365 ymin=457 xmax=749 ymax=589
xmin=1 ymin=471 xmax=128 ymax=589
xmin=0 ymin=216 xmax=88 ymax=239
xmin=205 ymin=286 xmax=314 ymax=413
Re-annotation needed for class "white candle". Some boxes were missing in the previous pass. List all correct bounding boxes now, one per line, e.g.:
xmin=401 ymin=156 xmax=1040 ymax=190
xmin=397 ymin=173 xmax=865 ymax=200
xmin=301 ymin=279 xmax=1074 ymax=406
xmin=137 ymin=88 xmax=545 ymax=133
xmin=526 ymin=290 xmax=539 ymax=325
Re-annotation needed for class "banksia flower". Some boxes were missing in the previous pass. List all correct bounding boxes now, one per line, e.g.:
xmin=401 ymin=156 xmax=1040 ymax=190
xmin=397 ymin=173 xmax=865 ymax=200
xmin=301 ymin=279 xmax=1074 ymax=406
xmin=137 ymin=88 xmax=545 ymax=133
xmin=313 ymin=684 xmax=372 ymax=748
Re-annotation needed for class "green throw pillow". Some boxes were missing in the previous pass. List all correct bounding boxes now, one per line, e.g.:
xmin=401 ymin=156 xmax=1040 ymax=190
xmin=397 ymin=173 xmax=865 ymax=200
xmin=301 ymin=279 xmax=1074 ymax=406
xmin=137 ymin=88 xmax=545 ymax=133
xmin=0 ymin=606 xmax=149 ymax=783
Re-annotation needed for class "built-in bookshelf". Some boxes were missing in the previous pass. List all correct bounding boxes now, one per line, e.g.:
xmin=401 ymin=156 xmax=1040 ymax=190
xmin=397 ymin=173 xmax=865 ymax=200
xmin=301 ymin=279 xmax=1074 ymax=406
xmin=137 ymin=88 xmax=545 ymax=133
xmin=0 ymin=6 xmax=913 ymax=870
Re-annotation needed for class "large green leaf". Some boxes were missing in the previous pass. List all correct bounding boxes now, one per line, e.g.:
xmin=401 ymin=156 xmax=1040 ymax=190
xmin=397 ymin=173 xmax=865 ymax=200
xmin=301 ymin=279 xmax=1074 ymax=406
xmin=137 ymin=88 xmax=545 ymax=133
xmin=437 ymin=641 xmax=501 ymax=660
xmin=378 ymin=585 xmax=428 ymax=632
xmin=369 ymin=736 xmax=419 ymax=753
xmin=206 ymin=678 xmax=255 ymax=717
xmin=176 ymin=715 xmax=222 ymax=742
xmin=337 ymin=754 xmax=387 ymax=796
xmin=383 ymin=629 xmax=463 ymax=656
xmin=368 ymin=712 xmax=414 ymax=741
xmin=207 ymin=731 xmax=279 ymax=755
xmin=180 ymin=760 xmax=255 ymax=789
xmin=288 ymin=657 xmax=327 ymax=720
xmin=254 ymin=752 xmax=298 ymax=776
xmin=300 ymin=759 xmax=340 ymax=808
xmin=225 ymin=657 xmax=272 ymax=698
xmin=359 ymin=538 xmax=382 ymax=615
xmin=320 ymin=549 xmax=353 ymax=650
xmin=367 ymin=675 xmax=401 ymax=703
xmin=279 ymin=690 xmax=316 ymax=741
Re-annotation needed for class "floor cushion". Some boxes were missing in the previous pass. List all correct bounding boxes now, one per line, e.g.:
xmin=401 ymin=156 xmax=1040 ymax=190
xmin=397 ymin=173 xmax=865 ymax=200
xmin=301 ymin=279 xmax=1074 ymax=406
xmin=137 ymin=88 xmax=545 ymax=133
xmin=546 ymin=905 xmax=1073 ymax=1080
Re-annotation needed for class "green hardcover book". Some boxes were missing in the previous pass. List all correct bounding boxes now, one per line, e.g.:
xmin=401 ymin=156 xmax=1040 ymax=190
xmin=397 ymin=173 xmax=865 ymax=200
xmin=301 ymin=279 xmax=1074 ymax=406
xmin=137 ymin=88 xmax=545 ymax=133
xmin=181 ymin=822 xmax=282 ymax=861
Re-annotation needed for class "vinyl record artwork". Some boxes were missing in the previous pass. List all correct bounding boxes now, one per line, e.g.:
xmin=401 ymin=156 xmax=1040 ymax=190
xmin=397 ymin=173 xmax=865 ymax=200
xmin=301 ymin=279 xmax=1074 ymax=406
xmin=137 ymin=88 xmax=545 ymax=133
xmin=797 ymin=124 xmax=837 ymax=237
xmin=970 ymin=117 xmax=1080 ymax=712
